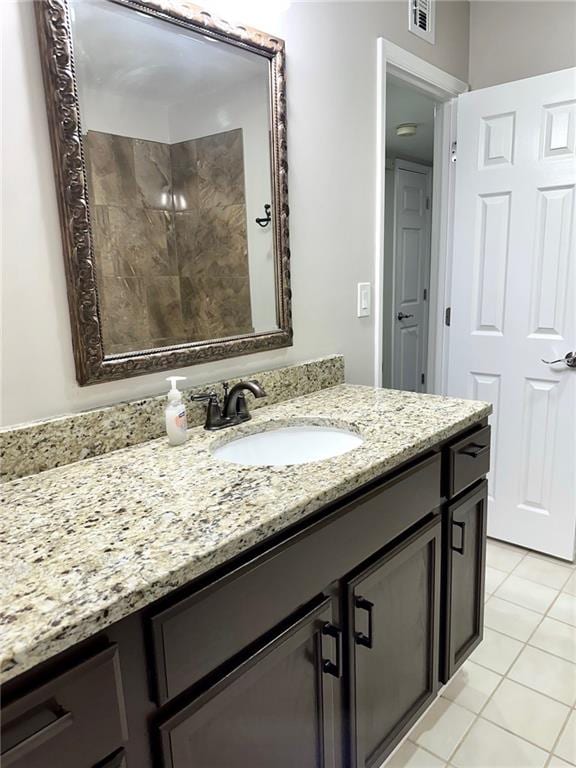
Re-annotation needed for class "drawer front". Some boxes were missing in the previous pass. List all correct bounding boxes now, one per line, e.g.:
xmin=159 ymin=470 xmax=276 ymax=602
xmin=151 ymin=453 xmax=442 ymax=703
xmin=448 ymin=426 xmax=491 ymax=498
xmin=1 ymin=646 xmax=128 ymax=768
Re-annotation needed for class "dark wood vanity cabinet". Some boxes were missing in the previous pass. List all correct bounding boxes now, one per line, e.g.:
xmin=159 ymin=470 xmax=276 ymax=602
xmin=441 ymin=480 xmax=488 ymax=682
xmin=159 ymin=598 xmax=341 ymax=768
xmin=348 ymin=517 xmax=441 ymax=768
xmin=1 ymin=422 xmax=490 ymax=768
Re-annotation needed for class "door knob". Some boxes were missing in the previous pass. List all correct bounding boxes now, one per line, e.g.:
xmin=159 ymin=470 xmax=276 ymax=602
xmin=542 ymin=351 xmax=576 ymax=368
xmin=397 ymin=312 xmax=415 ymax=321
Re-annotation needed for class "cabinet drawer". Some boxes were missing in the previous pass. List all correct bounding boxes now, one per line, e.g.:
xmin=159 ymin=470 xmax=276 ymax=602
xmin=150 ymin=453 xmax=441 ymax=703
xmin=448 ymin=426 xmax=491 ymax=498
xmin=1 ymin=646 xmax=128 ymax=768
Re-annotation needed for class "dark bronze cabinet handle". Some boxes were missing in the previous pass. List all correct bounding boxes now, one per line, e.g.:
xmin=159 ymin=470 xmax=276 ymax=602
xmin=458 ymin=442 xmax=489 ymax=458
xmin=94 ymin=747 xmax=127 ymax=768
xmin=321 ymin=623 xmax=342 ymax=678
xmin=354 ymin=596 xmax=374 ymax=648
xmin=452 ymin=520 xmax=466 ymax=555
xmin=2 ymin=705 xmax=73 ymax=766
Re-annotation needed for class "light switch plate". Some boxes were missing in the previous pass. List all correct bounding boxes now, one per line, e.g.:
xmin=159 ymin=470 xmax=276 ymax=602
xmin=357 ymin=282 xmax=371 ymax=318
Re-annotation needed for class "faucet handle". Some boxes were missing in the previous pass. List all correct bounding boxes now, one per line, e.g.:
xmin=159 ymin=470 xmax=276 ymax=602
xmin=191 ymin=390 xmax=218 ymax=404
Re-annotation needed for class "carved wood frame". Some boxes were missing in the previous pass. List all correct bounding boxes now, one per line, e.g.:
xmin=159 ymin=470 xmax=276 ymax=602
xmin=34 ymin=0 xmax=292 ymax=385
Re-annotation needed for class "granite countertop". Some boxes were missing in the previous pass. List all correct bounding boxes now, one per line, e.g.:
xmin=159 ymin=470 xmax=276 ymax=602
xmin=0 ymin=385 xmax=491 ymax=683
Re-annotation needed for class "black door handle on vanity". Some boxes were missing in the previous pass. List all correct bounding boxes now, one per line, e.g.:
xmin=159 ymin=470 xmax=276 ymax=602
xmin=94 ymin=748 xmax=127 ymax=768
xmin=458 ymin=442 xmax=489 ymax=458
xmin=321 ymin=623 xmax=342 ymax=678
xmin=354 ymin=596 xmax=374 ymax=648
xmin=2 ymin=704 xmax=73 ymax=765
xmin=452 ymin=520 xmax=466 ymax=555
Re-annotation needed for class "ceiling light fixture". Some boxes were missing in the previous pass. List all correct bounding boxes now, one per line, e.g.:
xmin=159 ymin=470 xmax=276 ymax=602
xmin=396 ymin=123 xmax=418 ymax=137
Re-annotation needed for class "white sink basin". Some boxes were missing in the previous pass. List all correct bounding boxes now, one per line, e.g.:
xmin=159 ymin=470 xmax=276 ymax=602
xmin=211 ymin=425 xmax=363 ymax=467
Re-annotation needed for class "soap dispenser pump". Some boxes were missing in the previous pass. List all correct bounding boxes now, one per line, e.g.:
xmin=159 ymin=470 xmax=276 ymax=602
xmin=165 ymin=376 xmax=188 ymax=446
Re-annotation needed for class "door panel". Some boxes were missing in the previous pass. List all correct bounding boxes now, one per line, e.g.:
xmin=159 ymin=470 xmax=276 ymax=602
xmin=442 ymin=482 xmax=488 ymax=681
xmin=348 ymin=517 xmax=441 ymax=768
xmin=159 ymin=599 xmax=339 ymax=768
xmin=448 ymin=69 xmax=576 ymax=560
xmin=393 ymin=162 xmax=431 ymax=392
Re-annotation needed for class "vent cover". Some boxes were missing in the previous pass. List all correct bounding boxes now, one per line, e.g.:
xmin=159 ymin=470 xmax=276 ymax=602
xmin=408 ymin=0 xmax=435 ymax=44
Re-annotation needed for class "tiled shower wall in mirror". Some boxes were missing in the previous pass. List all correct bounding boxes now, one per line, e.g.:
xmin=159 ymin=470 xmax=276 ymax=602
xmin=85 ymin=127 xmax=253 ymax=354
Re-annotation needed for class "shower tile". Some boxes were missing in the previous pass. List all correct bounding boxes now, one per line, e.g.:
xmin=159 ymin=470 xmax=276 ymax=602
xmin=134 ymin=139 xmax=173 ymax=210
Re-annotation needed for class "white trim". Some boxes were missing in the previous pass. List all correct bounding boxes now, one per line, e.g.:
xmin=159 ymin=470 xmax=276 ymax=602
xmin=374 ymin=37 xmax=467 ymax=391
xmin=429 ymin=99 xmax=458 ymax=394
xmin=383 ymin=40 xmax=468 ymax=100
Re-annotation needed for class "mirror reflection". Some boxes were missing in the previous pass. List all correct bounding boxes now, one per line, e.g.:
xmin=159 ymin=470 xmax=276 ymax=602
xmin=69 ymin=0 xmax=279 ymax=355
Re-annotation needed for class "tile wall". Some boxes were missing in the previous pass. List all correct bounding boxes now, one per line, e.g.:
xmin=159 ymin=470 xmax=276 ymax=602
xmin=84 ymin=127 xmax=253 ymax=354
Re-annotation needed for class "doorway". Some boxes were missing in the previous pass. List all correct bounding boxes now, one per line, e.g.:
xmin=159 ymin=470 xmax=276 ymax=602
xmin=382 ymin=76 xmax=434 ymax=391
xmin=374 ymin=39 xmax=468 ymax=393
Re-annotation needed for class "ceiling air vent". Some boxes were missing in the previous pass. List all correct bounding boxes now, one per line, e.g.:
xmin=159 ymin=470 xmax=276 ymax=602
xmin=408 ymin=0 xmax=435 ymax=44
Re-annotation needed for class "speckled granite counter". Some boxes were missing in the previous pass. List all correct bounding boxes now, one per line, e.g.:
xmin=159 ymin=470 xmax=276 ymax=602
xmin=0 ymin=385 xmax=491 ymax=683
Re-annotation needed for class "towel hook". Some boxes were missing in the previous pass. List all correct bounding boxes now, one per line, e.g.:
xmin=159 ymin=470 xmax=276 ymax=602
xmin=255 ymin=203 xmax=271 ymax=228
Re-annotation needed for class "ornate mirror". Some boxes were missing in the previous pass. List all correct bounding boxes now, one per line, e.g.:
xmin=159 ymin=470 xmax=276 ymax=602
xmin=35 ymin=0 xmax=291 ymax=384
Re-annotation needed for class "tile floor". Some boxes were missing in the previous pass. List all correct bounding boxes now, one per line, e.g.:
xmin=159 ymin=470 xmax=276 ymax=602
xmin=382 ymin=538 xmax=576 ymax=768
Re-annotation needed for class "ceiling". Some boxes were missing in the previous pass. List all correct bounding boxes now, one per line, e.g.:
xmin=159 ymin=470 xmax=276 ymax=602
xmin=385 ymin=75 xmax=436 ymax=164
xmin=70 ymin=0 xmax=268 ymax=107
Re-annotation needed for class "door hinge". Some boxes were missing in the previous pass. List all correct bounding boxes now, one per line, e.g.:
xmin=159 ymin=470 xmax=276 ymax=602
xmin=423 ymin=288 xmax=428 ymax=301
xmin=421 ymin=373 xmax=425 ymax=385
xmin=445 ymin=307 xmax=451 ymax=326
xmin=450 ymin=141 xmax=457 ymax=163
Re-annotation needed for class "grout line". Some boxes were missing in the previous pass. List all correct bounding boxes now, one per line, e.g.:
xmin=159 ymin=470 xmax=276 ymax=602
xmin=547 ymin=709 xmax=574 ymax=767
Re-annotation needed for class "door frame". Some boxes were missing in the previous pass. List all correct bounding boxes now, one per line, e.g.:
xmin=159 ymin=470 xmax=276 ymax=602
xmin=391 ymin=158 xmax=432 ymax=391
xmin=374 ymin=39 xmax=468 ymax=391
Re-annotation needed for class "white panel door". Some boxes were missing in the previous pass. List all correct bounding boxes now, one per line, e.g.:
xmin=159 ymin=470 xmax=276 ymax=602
xmin=448 ymin=69 xmax=576 ymax=560
xmin=393 ymin=161 xmax=431 ymax=392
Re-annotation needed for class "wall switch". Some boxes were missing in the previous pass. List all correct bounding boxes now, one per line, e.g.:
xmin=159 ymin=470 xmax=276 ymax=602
xmin=357 ymin=282 xmax=371 ymax=318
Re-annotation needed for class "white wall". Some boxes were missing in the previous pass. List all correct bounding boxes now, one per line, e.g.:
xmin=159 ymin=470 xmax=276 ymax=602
xmin=169 ymin=76 xmax=277 ymax=334
xmin=80 ymin=88 xmax=172 ymax=143
xmin=469 ymin=1 xmax=576 ymax=90
xmin=1 ymin=0 xmax=470 ymax=426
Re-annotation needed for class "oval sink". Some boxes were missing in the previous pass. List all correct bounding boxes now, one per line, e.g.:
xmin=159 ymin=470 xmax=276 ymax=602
xmin=211 ymin=425 xmax=363 ymax=467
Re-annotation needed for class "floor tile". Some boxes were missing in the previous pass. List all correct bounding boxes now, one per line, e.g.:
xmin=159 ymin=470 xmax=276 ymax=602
xmin=383 ymin=740 xmax=446 ymax=767
xmin=409 ymin=698 xmax=475 ymax=761
xmin=507 ymin=645 xmax=576 ymax=706
xmin=481 ymin=679 xmax=569 ymax=750
xmin=486 ymin=540 xmax=525 ymax=572
xmin=563 ymin=572 xmax=576 ymax=597
xmin=495 ymin=574 xmax=558 ymax=614
xmin=548 ymin=757 xmax=573 ymax=767
xmin=554 ymin=710 xmax=576 ymax=765
xmin=513 ymin=555 xmax=573 ymax=590
xmin=484 ymin=596 xmax=542 ymax=641
xmin=485 ymin=566 xmax=508 ymax=595
xmin=451 ymin=718 xmax=548 ymax=768
xmin=441 ymin=659 xmax=501 ymax=713
xmin=549 ymin=593 xmax=576 ymax=627
xmin=530 ymin=618 xmax=576 ymax=663
xmin=470 ymin=627 xmax=523 ymax=674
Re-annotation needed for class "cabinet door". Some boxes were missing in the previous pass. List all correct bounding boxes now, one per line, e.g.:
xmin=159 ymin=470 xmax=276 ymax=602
xmin=441 ymin=481 xmax=488 ymax=682
xmin=347 ymin=517 xmax=441 ymax=768
xmin=159 ymin=598 xmax=341 ymax=768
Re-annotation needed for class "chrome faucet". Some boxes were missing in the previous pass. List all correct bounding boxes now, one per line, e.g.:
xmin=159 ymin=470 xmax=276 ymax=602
xmin=191 ymin=380 xmax=267 ymax=431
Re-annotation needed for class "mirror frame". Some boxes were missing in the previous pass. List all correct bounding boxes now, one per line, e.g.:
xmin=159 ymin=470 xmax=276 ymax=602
xmin=34 ymin=0 xmax=292 ymax=385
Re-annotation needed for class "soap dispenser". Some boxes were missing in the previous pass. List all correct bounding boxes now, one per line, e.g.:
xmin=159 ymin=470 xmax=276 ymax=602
xmin=165 ymin=376 xmax=188 ymax=446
